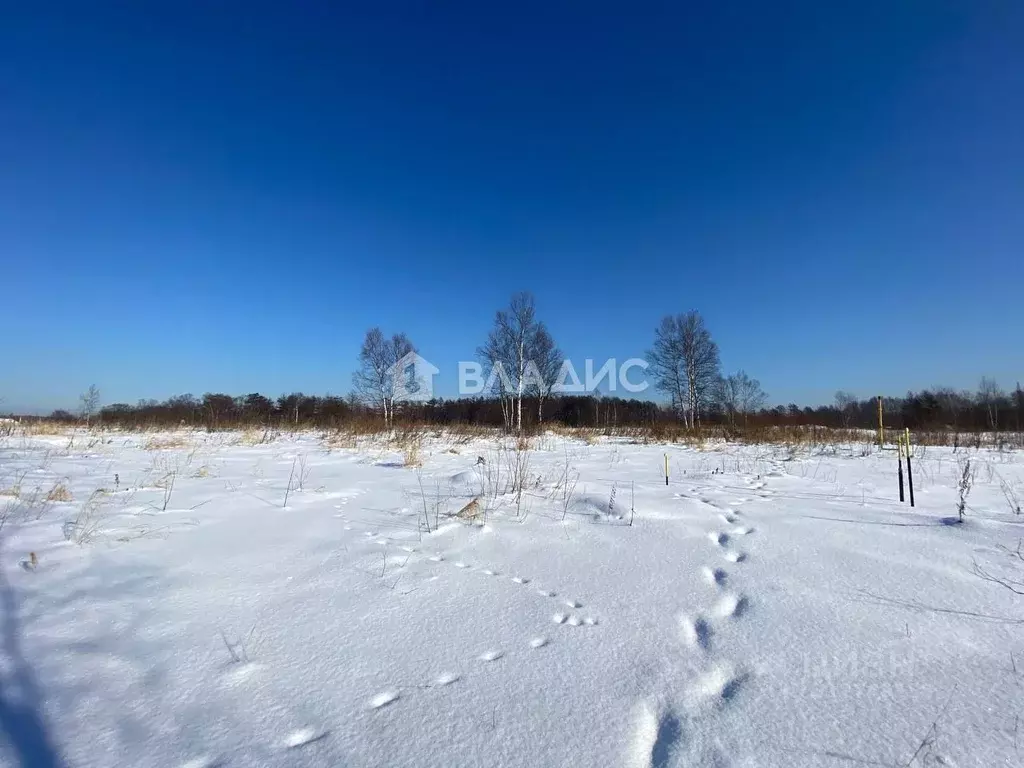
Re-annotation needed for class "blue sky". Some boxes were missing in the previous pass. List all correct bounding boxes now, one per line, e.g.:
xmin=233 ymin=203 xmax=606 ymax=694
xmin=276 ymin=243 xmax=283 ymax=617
xmin=2 ymin=2 xmax=1022 ymax=412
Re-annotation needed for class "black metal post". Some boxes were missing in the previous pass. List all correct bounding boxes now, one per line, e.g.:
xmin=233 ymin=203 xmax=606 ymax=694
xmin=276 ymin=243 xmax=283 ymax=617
xmin=898 ymin=451 xmax=905 ymax=503
xmin=906 ymin=452 xmax=915 ymax=507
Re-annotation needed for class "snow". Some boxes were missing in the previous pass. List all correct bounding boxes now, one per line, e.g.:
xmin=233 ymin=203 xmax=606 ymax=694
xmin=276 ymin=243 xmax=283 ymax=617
xmin=1 ymin=428 xmax=1022 ymax=767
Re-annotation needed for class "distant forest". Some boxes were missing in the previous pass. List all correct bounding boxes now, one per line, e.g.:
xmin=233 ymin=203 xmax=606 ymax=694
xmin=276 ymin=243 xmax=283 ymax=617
xmin=30 ymin=384 xmax=1023 ymax=435
xmin=11 ymin=292 xmax=1023 ymax=436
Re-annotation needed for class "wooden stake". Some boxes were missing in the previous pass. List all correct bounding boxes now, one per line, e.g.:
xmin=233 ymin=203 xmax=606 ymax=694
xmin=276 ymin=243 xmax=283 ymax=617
xmin=878 ymin=395 xmax=884 ymax=450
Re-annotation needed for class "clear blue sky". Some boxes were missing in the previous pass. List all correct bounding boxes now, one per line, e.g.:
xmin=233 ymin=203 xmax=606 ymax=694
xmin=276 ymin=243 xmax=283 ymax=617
xmin=2 ymin=2 xmax=1022 ymax=413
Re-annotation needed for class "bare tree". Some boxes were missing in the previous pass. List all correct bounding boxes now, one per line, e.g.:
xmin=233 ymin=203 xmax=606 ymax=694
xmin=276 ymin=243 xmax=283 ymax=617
xmin=478 ymin=292 xmax=556 ymax=433
xmin=934 ymin=387 xmax=964 ymax=430
xmin=528 ymin=325 xmax=563 ymax=423
xmin=646 ymin=316 xmax=688 ymax=420
xmin=834 ymin=390 xmax=857 ymax=428
xmin=647 ymin=311 xmax=720 ymax=428
xmin=680 ymin=312 xmax=721 ymax=427
xmin=351 ymin=328 xmax=415 ymax=427
xmin=1015 ymin=382 xmax=1023 ymax=435
xmin=79 ymin=385 xmax=100 ymax=426
xmin=479 ymin=319 xmax=516 ymax=432
xmin=978 ymin=377 xmax=1002 ymax=432
xmin=718 ymin=372 xmax=766 ymax=426
xmin=718 ymin=375 xmax=740 ymax=425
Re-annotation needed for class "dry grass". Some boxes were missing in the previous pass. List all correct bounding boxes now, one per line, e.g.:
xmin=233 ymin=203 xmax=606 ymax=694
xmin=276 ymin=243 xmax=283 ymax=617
xmin=239 ymin=427 xmax=279 ymax=446
xmin=46 ymin=482 xmax=73 ymax=502
xmin=21 ymin=421 xmax=76 ymax=436
xmin=154 ymin=472 xmax=177 ymax=490
xmin=456 ymin=498 xmax=482 ymax=522
xmin=547 ymin=425 xmax=602 ymax=445
xmin=445 ymin=423 xmax=495 ymax=445
xmin=322 ymin=430 xmax=358 ymax=450
xmin=402 ymin=438 xmax=423 ymax=468
xmin=144 ymin=435 xmax=192 ymax=451
xmin=64 ymin=490 xmax=107 ymax=544
xmin=390 ymin=424 xmax=428 ymax=467
xmin=0 ymin=471 xmax=26 ymax=498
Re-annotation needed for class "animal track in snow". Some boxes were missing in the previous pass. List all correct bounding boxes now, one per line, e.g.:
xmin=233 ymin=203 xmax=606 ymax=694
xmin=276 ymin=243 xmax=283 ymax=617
xmin=730 ymin=525 xmax=754 ymax=536
xmin=479 ymin=650 xmax=504 ymax=662
xmin=178 ymin=756 xmax=220 ymax=768
xmin=723 ymin=550 xmax=746 ymax=563
xmin=701 ymin=567 xmax=728 ymax=586
xmin=679 ymin=615 xmax=711 ymax=651
xmin=720 ymin=513 xmax=738 ymax=524
xmin=369 ymin=690 xmax=400 ymax=709
xmin=707 ymin=531 xmax=729 ymax=547
xmin=530 ymin=637 xmax=549 ymax=648
xmin=713 ymin=593 xmax=749 ymax=619
xmin=428 ymin=555 xmax=444 ymax=562
xmin=552 ymin=612 xmax=568 ymax=624
xmin=583 ymin=616 xmax=599 ymax=626
xmin=481 ymin=569 xmax=498 ymax=576
xmin=629 ymin=702 xmax=683 ymax=768
xmin=453 ymin=561 xmax=471 ymax=569
xmin=565 ymin=599 xmax=583 ymax=608
xmin=436 ymin=672 xmax=460 ymax=686
xmin=281 ymin=727 xmax=328 ymax=749
xmin=221 ymin=662 xmax=262 ymax=685
xmin=567 ymin=615 xmax=583 ymax=626
xmin=510 ymin=576 xmax=530 ymax=584
xmin=537 ymin=588 xmax=556 ymax=597
xmin=687 ymin=663 xmax=746 ymax=708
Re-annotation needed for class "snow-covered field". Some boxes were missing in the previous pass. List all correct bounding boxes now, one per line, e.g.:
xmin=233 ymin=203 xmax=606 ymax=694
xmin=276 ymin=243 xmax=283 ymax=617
xmin=1 ymin=428 xmax=1022 ymax=767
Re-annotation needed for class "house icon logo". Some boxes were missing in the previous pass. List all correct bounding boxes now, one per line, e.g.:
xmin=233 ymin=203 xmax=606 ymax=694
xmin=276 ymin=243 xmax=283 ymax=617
xmin=390 ymin=352 xmax=440 ymax=402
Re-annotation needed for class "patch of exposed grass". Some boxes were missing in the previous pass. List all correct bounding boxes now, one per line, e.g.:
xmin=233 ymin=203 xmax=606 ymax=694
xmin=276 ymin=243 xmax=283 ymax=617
xmin=46 ymin=482 xmax=73 ymax=502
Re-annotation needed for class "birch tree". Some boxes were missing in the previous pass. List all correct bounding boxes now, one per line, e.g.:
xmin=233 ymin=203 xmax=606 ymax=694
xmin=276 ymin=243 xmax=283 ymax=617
xmin=647 ymin=311 xmax=720 ymax=428
xmin=978 ymin=377 xmax=1002 ymax=432
xmin=479 ymin=292 xmax=558 ymax=433
xmin=718 ymin=371 xmax=766 ymax=426
xmin=834 ymin=390 xmax=858 ymax=428
xmin=529 ymin=325 xmax=563 ymax=423
xmin=352 ymin=328 xmax=415 ymax=427
xmin=647 ymin=316 xmax=688 ymax=420
xmin=79 ymin=385 xmax=100 ymax=426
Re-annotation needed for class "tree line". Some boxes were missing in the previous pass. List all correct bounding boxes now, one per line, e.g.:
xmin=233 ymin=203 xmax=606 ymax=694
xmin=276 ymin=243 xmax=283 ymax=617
xmin=63 ymin=384 xmax=1022 ymax=435
xmin=23 ymin=291 xmax=1022 ymax=435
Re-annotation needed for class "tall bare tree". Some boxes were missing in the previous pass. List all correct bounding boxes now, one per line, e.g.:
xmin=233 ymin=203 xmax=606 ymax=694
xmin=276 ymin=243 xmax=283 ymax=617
xmin=528 ymin=325 xmax=563 ymax=423
xmin=352 ymin=328 xmax=415 ymax=427
xmin=79 ymin=385 xmax=100 ymax=426
xmin=834 ymin=390 xmax=858 ymax=428
xmin=647 ymin=311 xmax=720 ymax=428
xmin=718 ymin=371 xmax=767 ymax=426
xmin=647 ymin=316 xmax=687 ymax=418
xmin=1015 ymin=382 xmax=1023 ymax=435
xmin=978 ymin=377 xmax=1002 ymax=432
xmin=478 ymin=292 xmax=557 ymax=433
